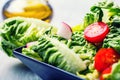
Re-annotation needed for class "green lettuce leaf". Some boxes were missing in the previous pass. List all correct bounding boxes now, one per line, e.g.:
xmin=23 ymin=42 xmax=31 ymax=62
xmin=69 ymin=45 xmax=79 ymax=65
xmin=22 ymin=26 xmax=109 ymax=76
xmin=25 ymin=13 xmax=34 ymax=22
xmin=22 ymin=47 xmax=42 ymax=61
xmin=103 ymin=61 xmax=120 ymax=80
xmin=0 ymin=17 xmax=57 ymax=56
xmin=22 ymin=31 xmax=97 ymax=77
xmin=76 ymin=0 xmax=120 ymax=32
xmin=23 ymin=35 xmax=87 ymax=74
xmin=103 ymin=25 xmax=120 ymax=53
xmin=53 ymin=32 xmax=97 ymax=60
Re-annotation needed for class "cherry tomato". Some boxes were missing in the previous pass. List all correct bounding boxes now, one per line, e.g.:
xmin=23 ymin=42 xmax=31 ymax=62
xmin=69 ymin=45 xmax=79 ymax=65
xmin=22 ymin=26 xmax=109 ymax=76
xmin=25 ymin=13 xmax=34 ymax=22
xmin=100 ymin=66 xmax=112 ymax=80
xmin=84 ymin=22 xmax=109 ymax=43
xmin=94 ymin=48 xmax=120 ymax=72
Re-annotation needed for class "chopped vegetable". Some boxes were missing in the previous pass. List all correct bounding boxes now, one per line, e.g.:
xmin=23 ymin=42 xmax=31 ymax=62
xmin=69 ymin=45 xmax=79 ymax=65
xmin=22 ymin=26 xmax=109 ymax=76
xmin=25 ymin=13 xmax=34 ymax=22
xmin=0 ymin=17 xmax=57 ymax=56
xmin=22 ymin=47 xmax=42 ymax=61
xmin=100 ymin=61 xmax=120 ymax=80
xmin=100 ymin=66 xmax=112 ymax=80
xmin=72 ymin=3 xmax=104 ymax=32
xmin=57 ymin=22 xmax=72 ymax=39
xmin=103 ymin=17 xmax=120 ymax=53
xmin=0 ymin=0 xmax=120 ymax=80
xmin=81 ymin=13 xmax=95 ymax=30
xmin=110 ymin=61 xmax=120 ymax=80
xmin=23 ymin=36 xmax=86 ymax=74
xmin=90 ymin=6 xmax=103 ymax=22
xmin=26 ymin=41 xmax=38 ymax=48
xmin=53 ymin=32 xmax=97 ymax=61
xmin=72 ymin=24 xmax=82 ymax=32
xmin=84 ymin=22 xmax=110 ymax=43
xmin=22 ymin=31 xmax=97 ymax=74
xmin=94 ymin=48 xmax=120 ymax=72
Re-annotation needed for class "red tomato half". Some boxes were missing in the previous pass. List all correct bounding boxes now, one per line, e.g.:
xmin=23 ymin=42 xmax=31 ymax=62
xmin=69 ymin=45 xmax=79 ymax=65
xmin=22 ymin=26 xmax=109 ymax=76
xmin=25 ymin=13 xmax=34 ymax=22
xmin=100 ymin=66 xmax=112 ymax=80
xmin=94 ymin=48 xmax=120 ymax=72
xmin=84 ymin=22 xmax=110 ymax=43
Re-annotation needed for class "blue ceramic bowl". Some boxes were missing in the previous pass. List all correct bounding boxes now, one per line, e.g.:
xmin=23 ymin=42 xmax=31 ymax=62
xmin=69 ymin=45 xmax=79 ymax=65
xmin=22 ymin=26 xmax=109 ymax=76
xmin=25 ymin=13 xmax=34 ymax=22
xmin=13 ymin=46 xmax=85 ymax=80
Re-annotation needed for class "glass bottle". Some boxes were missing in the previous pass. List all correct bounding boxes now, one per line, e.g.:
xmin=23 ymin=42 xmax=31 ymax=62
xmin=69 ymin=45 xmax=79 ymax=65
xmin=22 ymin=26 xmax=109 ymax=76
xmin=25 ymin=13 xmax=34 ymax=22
xmin=3 ymin=0 xmax=52 ymax=22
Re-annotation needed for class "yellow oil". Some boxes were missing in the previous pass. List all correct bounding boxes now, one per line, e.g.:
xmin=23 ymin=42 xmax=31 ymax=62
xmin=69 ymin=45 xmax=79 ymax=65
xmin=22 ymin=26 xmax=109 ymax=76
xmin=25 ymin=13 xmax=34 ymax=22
xmin=4 ymin=0 xmax=52 ymax=22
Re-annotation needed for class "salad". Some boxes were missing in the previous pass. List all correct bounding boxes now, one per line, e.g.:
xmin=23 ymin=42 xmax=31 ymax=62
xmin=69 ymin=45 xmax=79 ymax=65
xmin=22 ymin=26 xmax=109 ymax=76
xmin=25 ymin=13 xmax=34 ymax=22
xmin=0 ymin=0 xmax=120 ymax=80
xmin=0 ymin=17 xmax=57 ymax=56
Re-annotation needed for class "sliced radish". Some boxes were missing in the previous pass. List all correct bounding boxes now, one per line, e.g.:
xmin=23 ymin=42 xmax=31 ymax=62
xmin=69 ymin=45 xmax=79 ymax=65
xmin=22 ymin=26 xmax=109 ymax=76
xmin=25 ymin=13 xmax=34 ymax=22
xmin=26 ymin=41 xmax=38 ymax=48
xmin=57 ymin=22 xmax=72 ymax=39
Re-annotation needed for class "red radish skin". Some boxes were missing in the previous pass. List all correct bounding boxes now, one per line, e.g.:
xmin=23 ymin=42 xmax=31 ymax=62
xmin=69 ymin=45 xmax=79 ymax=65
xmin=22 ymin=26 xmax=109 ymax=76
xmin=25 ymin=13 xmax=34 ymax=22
xmin=84 ymin=22 xmax=110 ymax=43
xmin=57 ymin=22 xmax=72 ymax=39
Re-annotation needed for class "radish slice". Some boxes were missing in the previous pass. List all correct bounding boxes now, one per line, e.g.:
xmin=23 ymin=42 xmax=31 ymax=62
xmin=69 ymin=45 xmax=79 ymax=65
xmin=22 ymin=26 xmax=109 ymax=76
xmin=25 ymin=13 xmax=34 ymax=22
xmin=26 ymin=41 xmax=38 ymax=48
xmin=57 ymin=22 xmax=72 ymax=39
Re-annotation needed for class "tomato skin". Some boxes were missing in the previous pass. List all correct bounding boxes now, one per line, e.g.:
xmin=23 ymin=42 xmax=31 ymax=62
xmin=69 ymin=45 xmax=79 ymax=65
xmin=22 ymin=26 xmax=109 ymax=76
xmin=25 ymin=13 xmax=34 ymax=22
xmin=100 ymin=66 xmax=112 ymax=80
xmin=94 ymin=48 xmax=120 ymax=72
xmin=84 ymin=22 xmax=110 ymax=43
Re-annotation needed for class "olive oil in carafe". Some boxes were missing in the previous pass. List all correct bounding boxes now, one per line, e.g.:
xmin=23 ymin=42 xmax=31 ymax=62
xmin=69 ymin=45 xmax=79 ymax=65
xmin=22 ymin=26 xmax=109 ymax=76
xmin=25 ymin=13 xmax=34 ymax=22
xmin=3 ymin=0 xmax=52 ymax=22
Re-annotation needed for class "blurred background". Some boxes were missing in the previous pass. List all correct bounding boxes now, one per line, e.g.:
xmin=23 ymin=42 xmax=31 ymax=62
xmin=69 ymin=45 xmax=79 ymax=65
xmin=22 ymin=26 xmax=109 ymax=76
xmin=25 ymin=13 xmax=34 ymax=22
xmin=0 ymin=0 xmax=105 ymax=27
